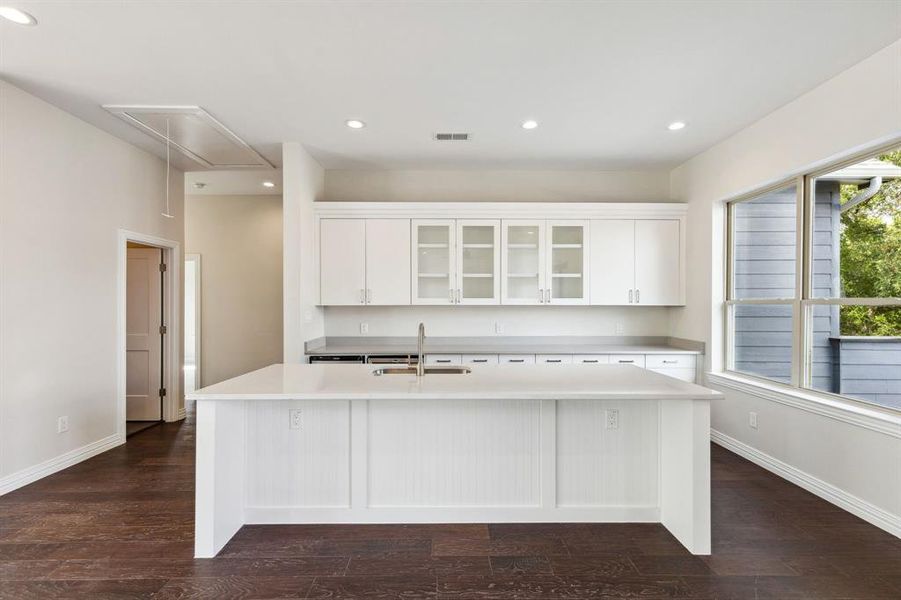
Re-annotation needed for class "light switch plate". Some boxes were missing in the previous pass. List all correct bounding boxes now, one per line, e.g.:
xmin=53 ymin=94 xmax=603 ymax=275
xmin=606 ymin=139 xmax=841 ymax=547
xmin=289 ymin=409 xmax=302 ymax=430
xmin=360 ymin=322 xmax=369 ymax=334
xmin=749 ymin=411 xmax=758 ymax=429
xmin=57 ymin=416 xmax=69 ymax=433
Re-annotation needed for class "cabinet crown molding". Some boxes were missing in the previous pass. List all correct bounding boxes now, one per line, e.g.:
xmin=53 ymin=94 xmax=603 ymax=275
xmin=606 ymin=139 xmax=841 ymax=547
xmin=314 ymin=201 xmax=687 ymax=219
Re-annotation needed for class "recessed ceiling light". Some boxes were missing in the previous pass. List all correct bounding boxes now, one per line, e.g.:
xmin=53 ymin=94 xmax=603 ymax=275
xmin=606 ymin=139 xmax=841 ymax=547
xmin=262 ymin=181 xmax=276 ymax=188
xmin=0 ymin=6 xmax=37 ymax=25
xmin=667 ymin=121 xmax=686 ymax=131
xmin=521 ymin=120 xmax=538 ymax=130
xmin=346 ymin=119 xmax=365 ymax=129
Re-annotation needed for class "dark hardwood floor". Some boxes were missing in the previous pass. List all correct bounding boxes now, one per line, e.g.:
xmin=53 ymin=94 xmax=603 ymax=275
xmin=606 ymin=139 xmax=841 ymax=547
xmin=1 ymin=407 xmax=899 ymax=599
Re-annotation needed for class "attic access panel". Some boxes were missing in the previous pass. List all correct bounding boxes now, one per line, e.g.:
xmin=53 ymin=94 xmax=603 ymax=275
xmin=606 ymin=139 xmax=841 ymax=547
xmin=103 ymin=105 xmax=273 ymax=169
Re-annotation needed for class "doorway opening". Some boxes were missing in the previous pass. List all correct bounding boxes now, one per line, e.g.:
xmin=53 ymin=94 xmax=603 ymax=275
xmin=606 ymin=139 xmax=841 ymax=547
xmin=117 ymin=230 xmax=182 ymax=441
xmin=184 ymin=253 xmax=201 ymax=395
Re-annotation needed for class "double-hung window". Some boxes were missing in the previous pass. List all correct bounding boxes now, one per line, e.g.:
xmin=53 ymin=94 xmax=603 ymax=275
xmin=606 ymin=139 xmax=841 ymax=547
xmin=726 ymin=145 xmax=901 ymax=412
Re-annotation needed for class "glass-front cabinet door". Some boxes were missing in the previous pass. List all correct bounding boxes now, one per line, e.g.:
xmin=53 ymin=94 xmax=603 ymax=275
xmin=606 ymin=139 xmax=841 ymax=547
xmin=456 ymin=220 xmax=500 ymax=304
xmin=501 ymin=220 xmax=546 ymax=305
xmin=546 ymin=220 xmax=590 ymax=305
xmin=412 ymin=220 xmax=456 ymax=304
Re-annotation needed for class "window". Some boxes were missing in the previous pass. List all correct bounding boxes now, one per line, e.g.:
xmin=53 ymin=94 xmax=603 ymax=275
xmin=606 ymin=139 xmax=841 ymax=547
xmin=726 ymin=145 xmax=901 ymax=412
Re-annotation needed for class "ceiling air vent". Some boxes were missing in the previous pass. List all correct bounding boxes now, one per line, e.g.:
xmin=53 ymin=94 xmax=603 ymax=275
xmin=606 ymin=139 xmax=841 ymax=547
xmin=435 ymin=132 xmax=471 ymax=141
xmin=102 ymin=105 xmax=273 ymax=169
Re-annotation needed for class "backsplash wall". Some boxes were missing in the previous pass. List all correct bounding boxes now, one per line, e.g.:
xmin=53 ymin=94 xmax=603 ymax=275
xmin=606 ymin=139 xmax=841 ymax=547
xmin=324 ymin=305 xmax=672 ymax=337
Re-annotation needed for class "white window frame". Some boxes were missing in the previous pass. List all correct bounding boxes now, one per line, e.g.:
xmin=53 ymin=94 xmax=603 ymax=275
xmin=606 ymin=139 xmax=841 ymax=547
xmin=725 ymin=141 xmax=901 ymax=414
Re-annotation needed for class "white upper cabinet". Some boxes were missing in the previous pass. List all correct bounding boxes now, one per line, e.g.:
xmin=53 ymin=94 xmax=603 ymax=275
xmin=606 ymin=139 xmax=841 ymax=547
xmin=546 ymin=221 xmax=589 ymax=305
xmin=634 ymin=219 xmax=681 ymax=305
xmin=366 ymin=219 xmax=411 ymax=305
xmin=501 ymin=220 xmax=545 ymax=305
xmin=589 ymin=219 xmax=682 ymax=306
xmin=589 ymin=220 xmax=635 ymax=305
xmin=320 ymin=219 xmax=366 ymax=305
xmin=320 ymin=218 xmax=411 ymax=305
xmin=456 ymin=220 xmax=501 ymax=304
xmin=412 ymin=220 xmax=456 ymax=304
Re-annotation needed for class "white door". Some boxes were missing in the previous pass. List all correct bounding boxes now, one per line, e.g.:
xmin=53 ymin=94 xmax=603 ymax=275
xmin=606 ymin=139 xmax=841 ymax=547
xmin=412 ymin=220 xmax=456 ymax=304
xmin=320 ymin=219 xmax=366 ymax=305
xmin=546 ymin=220 xmax=589 ymax=305
xmin=501 ymin=220 xmax=545 ymax=305
xmin=126 ymin=247 xmax=162 ymax=421
xmin=590 ymin=220 xmax=635 ymax=305
xmin=365 ymin=219 xmax=411 ymax=305
xmin=456 ymin=220 xmax=500 ymax=304
xmin=634 ymin=220 xmax=681 ymax=305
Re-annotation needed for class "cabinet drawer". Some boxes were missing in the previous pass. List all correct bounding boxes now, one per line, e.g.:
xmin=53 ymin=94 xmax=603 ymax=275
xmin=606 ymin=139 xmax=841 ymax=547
xmin=425 ymin=354 xmax=463 ymax=365
xmin=462 ymin=354 xmax=499 ymax=364
xmin=573 ymin=354 xmax=610 ymax=364
xmin=536 ymin=354 xmax=573 ymax=364
xmin=609 ymin=354 xmax=646 ymax=367
xmin=646 ymin=354 xmax=696 ymax=369
xmin=649 ymin=368 xmax=696 ymax=383
xmin=499 ymin=354 xmax=535 ymax=364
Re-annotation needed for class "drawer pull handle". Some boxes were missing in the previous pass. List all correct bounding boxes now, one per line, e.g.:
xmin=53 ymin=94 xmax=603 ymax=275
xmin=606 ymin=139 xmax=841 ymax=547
xmin=473 ymin=359 xmax=488 ymax=363
xmin=436 ymin=360 xmax=452 ymax=363
xmin=618 ymin=360 xmax=634 ymax=364
xmin=583 ymin=360 xmax=599 ymax=363
xmin=546 ymin=359 xmax=562 ymax=363
xmin=509 ymin=359 xmax=525 ymax=363
xmin=662 ymin=360 xmax=678 ymax=364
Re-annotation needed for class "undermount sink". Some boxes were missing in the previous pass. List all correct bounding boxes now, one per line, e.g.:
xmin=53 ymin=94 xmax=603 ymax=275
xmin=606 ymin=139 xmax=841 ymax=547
xmin=372 ymin=366 xmax=472 ymax=376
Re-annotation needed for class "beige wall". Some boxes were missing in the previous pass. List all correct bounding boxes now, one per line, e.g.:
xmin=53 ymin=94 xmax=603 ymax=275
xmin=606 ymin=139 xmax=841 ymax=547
xmin=0 ymin=80 xmax=184 ymax=491
xmin=669 ymin=40 xmax=901 ymax=531
xmin=186 ymin=194 xmax=284 ymax=385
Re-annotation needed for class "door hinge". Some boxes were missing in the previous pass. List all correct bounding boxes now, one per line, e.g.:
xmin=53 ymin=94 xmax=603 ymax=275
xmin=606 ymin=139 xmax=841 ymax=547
xmin=159 ymin=325 xmax=167 ymax=335
xmin=159 ymin=388 xmax=167 ymax=397
xmin=159 ymin=263 xmax=167 ymax=272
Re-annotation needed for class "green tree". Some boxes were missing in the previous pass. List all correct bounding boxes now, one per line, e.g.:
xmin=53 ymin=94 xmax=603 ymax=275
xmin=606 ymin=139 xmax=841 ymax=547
xmin=838 ymin=150 xmax=901 ymax=336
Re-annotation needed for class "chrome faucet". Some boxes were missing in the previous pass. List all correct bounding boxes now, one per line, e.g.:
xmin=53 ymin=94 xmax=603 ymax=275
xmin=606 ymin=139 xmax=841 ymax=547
xmin=417 ymin=322 xmax=425 ymax=377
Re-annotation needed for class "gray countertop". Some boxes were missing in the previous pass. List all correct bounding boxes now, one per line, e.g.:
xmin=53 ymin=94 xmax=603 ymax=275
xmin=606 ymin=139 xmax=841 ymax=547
xmin=305 ymin=336 xmax=703 ymax=356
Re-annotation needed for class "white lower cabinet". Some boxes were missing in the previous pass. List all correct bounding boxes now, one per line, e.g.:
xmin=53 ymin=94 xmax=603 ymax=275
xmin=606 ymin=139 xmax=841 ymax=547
xmin=499 ymin=354 xmax=536 ymax=364
xmin=537 ymin=354 xmax=573 ymax=364
xmin=609 ymin=355 xmax=647 ymax=368
xmin=425 ymin=354 xmax=463 ymax=365
xmin=463 ymin=354 xmax=499 ymax=364
xmin=573 ymin=355 xmax=610 ymax=364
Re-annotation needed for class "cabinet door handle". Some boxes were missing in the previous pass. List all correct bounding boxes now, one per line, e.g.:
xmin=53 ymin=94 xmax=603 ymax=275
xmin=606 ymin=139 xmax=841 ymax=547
xmin=628 ymin=289 xmax=633 ymax=304
xmin=456 ymin=288 xmax=461 ymax=304
xmin=449 ymin=288 xmax=454 ymax=303
xmin=360 ymin=289 xmax=365 ymax=304
xmin=545 ymin=289 xmax=551 ymax=303
xmin=366 ymin=289 xmax=372 ymax=304
xmin=636 ymin=289 xmax=640 ymax=304
xmin=538 ymin=288 xmax=544 ymax=303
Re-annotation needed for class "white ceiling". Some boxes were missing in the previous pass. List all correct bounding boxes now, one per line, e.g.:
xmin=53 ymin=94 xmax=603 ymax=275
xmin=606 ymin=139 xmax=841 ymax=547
xmin=2 ymin=1 xmax=900 ymax=170
xmin=185 ymin=170 xmax=282 ymax=196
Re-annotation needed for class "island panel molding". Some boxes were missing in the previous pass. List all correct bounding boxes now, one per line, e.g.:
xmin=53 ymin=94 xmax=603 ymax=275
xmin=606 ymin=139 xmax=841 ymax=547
xmin=189 ymin=364 xmax=720 ymax=557
xmin=315 ymin=202 xmax=687 ymax=307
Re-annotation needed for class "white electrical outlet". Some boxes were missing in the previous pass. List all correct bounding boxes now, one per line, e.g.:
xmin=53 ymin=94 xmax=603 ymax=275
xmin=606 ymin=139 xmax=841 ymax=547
xmin=360 ymin=322 xmax=369 ymax=335
xmin=614 ymin=322 xmax=624 ymax=335
xmin=605 ymin=408 xmax=619 ymax=429
xmin=749 ymin=411 xmax=758 ymax=429
xmin=495 ymin=322 xmax=504 ymax=334
xmin=289 ymin=409 xmax=302 ymax=430
xmin=57 ymin=416 xmax=69 ymax=433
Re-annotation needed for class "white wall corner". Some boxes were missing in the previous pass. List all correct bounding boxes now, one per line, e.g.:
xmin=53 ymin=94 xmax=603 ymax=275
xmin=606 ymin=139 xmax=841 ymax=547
xmin=282 ymin=142 xmax=325 ymax=363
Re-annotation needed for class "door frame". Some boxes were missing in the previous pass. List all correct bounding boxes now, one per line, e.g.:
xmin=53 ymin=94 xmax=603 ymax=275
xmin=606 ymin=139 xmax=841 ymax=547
xmin=184 ymin=253 xmax=202 ymax=392
xmin=117 ymin=229 xmax=183 ymax=440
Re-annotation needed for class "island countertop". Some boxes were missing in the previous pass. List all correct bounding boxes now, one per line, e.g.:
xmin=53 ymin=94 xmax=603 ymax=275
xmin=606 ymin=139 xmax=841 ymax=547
xmin=187 ymin=363 xmax=722 ymax=401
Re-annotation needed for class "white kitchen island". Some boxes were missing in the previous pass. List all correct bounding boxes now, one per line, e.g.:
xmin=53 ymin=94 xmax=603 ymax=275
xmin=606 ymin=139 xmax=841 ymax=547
xmin=187 ymin=363 xmax=721 ymax=558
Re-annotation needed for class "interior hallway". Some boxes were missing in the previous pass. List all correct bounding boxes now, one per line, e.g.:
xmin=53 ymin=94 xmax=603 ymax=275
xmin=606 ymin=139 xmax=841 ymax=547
xmin=1 ymin=407 xmax=899 ymax=600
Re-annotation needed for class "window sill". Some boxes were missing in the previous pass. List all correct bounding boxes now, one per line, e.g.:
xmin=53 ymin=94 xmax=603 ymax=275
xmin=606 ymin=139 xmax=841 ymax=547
xmin=705 ymin=371 xmax=901 ymax=438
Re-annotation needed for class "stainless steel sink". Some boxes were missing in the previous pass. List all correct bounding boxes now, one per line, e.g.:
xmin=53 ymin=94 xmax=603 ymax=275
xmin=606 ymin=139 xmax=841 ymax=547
xmin=373 ymin=366 xmax=471 ymax=376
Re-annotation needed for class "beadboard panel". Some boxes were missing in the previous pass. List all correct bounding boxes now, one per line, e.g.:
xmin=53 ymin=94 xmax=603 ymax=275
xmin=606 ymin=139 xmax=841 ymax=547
xmin=367 ymin=399 xmax=541 ymax=506
xmin=556 ymin=399 xmax=659 ymax=506
xmin=246 ymin=400 xmax=350 ymax=507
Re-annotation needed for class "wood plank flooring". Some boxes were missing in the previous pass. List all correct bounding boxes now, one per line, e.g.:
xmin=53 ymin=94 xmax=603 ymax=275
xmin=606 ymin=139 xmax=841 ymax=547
xmin=1 ymin=407 xmax=899 ymax=599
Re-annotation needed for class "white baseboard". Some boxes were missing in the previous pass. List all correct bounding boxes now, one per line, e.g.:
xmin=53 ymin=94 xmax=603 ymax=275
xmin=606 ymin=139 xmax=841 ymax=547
xmin=711 ymin=429 xmax=901 ymax=539
xmin=0 ymin=433 xmax=124 ymax=496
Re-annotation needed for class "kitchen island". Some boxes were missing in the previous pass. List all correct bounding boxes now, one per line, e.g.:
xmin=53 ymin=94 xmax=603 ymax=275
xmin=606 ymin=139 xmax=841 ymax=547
xmin=188 ymin=363 xmax=721 ymax=558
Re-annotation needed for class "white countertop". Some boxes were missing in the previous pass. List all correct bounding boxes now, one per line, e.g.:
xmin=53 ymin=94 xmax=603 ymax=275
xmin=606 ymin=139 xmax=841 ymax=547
xmin=307 ymin=343 xmax=699 ymax=356
xmin=187 ymin=363 xmax=722 ymax=402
